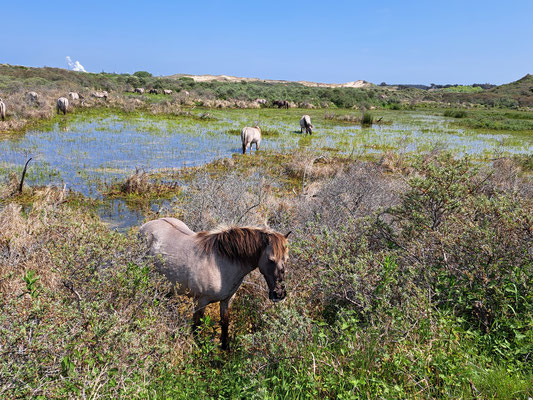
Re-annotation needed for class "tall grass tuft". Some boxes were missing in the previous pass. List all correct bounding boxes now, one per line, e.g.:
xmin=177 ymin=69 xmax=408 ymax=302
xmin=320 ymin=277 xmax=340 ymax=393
xmin=361 ymin=111 xmax=374 ymax=125
xmin=443 ymin=109 xmax=468 ymax=118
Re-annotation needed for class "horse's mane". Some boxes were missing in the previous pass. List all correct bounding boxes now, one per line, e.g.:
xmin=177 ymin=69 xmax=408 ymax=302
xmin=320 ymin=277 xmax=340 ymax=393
xmin=196 ymin=226 xmax=287 ymax=263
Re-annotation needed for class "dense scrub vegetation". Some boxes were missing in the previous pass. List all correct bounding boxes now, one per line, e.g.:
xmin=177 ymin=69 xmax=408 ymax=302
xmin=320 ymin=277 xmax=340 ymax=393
xmin=1 ymin=152 xmax=532 ymax=398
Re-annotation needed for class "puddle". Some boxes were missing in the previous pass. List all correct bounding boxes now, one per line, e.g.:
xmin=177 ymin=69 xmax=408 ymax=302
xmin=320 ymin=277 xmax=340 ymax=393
xmin=1 ymin=109 xmax=532 ymax=229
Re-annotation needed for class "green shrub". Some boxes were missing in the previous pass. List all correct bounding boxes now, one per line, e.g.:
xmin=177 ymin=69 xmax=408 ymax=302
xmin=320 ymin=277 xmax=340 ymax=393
xmin=133 ymin=70 xmax=152 ymax=78
xmin=376 ymin=153 xmax=533 ymax=363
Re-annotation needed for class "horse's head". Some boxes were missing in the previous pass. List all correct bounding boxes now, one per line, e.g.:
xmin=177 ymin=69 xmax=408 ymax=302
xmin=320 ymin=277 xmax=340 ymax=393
xmin=258 ymin=231 xmax=291 ymax=302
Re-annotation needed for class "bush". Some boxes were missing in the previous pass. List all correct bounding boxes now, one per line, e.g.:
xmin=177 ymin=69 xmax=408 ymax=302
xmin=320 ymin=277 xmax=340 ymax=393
xmin=133 ymin=71 xmax=152 ymax=78
xmin=374 ymin=153 xmax=533 ymax=363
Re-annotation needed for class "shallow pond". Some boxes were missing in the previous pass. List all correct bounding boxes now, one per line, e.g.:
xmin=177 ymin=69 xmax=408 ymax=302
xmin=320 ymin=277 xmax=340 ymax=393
xmin=1 ymin=108 xmax=532 ymax=228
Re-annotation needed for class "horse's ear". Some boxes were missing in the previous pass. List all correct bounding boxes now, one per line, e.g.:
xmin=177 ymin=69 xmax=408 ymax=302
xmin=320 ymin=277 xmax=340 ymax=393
xmin=284 ymin=231 xmax=292 ymax=238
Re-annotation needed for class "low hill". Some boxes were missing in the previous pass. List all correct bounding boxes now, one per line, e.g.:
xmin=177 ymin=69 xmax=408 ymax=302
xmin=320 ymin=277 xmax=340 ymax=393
xmin=489 ymin=74 xmax=533 ymax=96
xmin=166 ymin=73 xmax=373 ymax=88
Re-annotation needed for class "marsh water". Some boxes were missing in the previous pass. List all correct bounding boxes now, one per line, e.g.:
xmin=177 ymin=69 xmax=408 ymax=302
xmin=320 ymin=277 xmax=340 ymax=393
xmin=1 ymin=108 xmax=532 ymax=229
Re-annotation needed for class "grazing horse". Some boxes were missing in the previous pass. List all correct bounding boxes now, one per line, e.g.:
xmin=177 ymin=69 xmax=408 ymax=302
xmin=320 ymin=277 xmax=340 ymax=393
xmin=273 ymin=100 xmax=289 ymax=109
xmin=140 ymin=218 xmax=290 ymax=350
xmin=69 ymin=92 xmax=80 ymax=101
xmin=28 ymin=91 xmax=38 ymax=102
xmin=91 ymin=91 xmax=108 ymax=100
xmin=0 ymin=98 xmax=5 ymax=121
xmin=149 ymin=88 xmax=159 ymax=94
xmin=57 ymin=97 xmax=68 ymax=115
xmin=241 ymin=126 xmax=262 ymax=154
xmin=135 ymin=88 xmax=145 ymax=94
xmin=163 ymin=89 xmax=173 ymax=95
xmin=300 ymin=115 xmax=314 ymax=135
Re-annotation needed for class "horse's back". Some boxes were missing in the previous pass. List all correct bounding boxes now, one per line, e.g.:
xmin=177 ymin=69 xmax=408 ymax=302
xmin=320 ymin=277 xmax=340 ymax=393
xmin=140 ymin=218 xmax=200 ymax=290
xmin=241 ymin=127 xmax=261 ymax=144
xmin=140 ymin=218 xmax=195 ymax=246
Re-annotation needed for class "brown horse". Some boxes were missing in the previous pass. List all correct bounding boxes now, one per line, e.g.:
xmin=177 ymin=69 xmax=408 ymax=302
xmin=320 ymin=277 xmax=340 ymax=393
xmin=140 ymin=218 xmax=290 ymax=350
xmin=273 ymin=100 xmax=289 ymax=109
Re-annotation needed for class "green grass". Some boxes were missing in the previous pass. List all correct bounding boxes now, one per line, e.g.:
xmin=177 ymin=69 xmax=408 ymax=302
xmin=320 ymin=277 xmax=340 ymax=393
xmin=444 ymin=109 xmax=468 ymax=118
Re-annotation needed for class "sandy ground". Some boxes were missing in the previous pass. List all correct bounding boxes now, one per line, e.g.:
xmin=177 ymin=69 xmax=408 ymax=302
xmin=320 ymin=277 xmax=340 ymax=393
xmin=166 ymin=73 xmax=372 ymax=88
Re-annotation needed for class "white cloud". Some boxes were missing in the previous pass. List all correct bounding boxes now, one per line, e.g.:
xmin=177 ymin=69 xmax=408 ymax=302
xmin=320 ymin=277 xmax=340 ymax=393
xmin=66 ymin=56 xmax=87 ymax=73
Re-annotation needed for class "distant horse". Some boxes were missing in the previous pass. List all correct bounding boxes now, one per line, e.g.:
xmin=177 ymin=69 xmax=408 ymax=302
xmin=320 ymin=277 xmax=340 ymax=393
xmin=273 ymin=100 xmax=289 ymax=109
xmin=135 ymin=88 xmax=145 ymax=94
xmin=149 ymin=89 xmax=159 ymax=94
xmin=300 ymin=115 xmax=314 ymax=135
xmin=0 ymin=98 xmax=5 ymax=121
xmin=69 ymin=92 xmax=80 ymax=101
xmin=91 ymin=91 xmax=108 ymax=100
xmin=140 ymin=218 xmax=290 ymax=350
xmin=57 ymin=97 xmax=69 ymax=115
xmin=28 ymin=91 xmax=38 ymax=102
xmin=163 ymin=89 xmax=173 ymax=95
xmin=241 ymin=126 xmax=262 ymax=154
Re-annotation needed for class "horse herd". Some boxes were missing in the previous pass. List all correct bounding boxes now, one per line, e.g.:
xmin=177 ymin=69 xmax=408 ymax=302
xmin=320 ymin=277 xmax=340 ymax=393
xmin=241 ymin=114 xmax=314 ymax=154
xmin=0 ymin=91 xmax=110 ymax=119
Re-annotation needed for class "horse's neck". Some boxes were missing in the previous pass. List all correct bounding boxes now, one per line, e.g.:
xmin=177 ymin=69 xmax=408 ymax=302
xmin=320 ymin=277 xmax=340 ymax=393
xmin=235 ymin=258 xmax=259 ymax=278
xmin=218 ymin=258 xmax=258 ymax=297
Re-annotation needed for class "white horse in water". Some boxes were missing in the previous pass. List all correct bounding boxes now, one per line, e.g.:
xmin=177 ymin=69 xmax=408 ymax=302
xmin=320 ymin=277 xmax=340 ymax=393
xmin=300 ymin=115 xmax=314 ymax=134
xmin=140 ymin=217 xmax=290 ymax=350
xmin=241 ymin=126 xmax=262 ymax=154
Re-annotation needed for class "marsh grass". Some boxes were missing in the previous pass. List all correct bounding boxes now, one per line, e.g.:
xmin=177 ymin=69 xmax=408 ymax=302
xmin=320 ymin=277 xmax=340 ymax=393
xmin=443 ymin=109 xmax=468 ymax=118
xmin=106 ymin=168 xmax=180 ymax=200
xmin=445 ymin=109 xmax=533 ymax=130
xmin=227 ymin=127 xmax=281 ymax=136
xmin=324 ymin=110 xmax=390 ymax=126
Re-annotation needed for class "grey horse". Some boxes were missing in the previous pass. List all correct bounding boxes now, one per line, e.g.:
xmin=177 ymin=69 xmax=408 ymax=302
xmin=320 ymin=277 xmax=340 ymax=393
xmin=140 ymin=218 xmax=290 ymax=350
xmin=91 ymin=91 xmax=108 ymax=100
xmin=300 ymin=115 xmax=314 ymax=135
xmin=241 ymin=126 xmax=262 ymax=154
xmin=0 ymin=98 xmax=5 ymax=121
xmin=57 ymin=97 xmax=69 ymax=115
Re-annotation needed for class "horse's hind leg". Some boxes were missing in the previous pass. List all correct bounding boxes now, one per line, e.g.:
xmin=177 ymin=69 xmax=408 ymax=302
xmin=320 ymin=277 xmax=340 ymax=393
xmin=219 ymin=295 xmax=235 ymax=350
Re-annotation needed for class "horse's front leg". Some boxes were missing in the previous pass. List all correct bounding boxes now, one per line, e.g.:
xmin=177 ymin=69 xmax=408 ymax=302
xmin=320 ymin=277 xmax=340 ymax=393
xmin=219 ymin=295 xmax=235 ymax=350
xmin=193 ymin=298 xmax=209 ymax=336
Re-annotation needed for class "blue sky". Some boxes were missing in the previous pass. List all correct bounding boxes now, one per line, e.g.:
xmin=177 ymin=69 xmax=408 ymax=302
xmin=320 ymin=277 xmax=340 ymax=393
xmin=3 ymin=1 xmax=532 ymax=84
